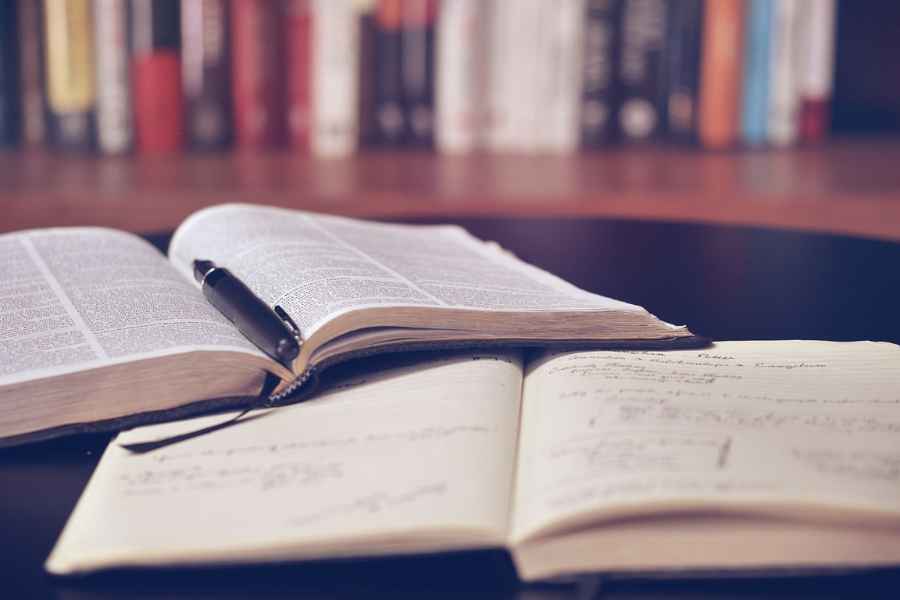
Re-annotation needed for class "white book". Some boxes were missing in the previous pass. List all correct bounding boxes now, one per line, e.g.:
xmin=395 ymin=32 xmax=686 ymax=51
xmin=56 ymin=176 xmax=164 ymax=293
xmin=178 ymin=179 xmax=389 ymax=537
xmin=312 ymin=0 xmax=359 ymax=157
xmin=767 ymin=0 xmax=802 ymax=146
xmin=435 ymin=0 xmax=492 ymax=154
xmin=487 ymin=0 xmax=517 ymax=151
xmin=536 ymin=0 xmax=586 ymax=153
xmin=509 ymin=0 xmax=543 ymax=152
xmin=93 ymin=0 xmax=133 ymax=154
xmin=797 ymin=0 xmax=837 ymax=104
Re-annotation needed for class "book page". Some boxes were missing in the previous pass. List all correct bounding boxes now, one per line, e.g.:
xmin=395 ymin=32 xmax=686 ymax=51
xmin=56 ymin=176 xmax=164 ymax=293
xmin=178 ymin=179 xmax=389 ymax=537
xmin=168 ymin=204 xmax=644 ymax=338
xmin=511 ymin=341 xmax=900 ymax=543
xmin=0 ymin=228 xmax=259 ymax=386
xmin=46 ymin=352 xmax=524 ymax=575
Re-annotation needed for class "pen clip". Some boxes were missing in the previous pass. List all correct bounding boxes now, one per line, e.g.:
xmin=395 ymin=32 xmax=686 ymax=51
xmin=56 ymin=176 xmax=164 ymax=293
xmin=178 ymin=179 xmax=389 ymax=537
xmin=274 ymin=305 xmax=303 ymax=344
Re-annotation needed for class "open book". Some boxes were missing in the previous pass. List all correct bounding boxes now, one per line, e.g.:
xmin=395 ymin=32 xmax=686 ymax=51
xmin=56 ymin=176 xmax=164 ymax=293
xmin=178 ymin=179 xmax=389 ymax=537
xmin=0 ymin=204 xmax=698 ymax=447
xmin=47 ymin=341 xmax=900 ymax=580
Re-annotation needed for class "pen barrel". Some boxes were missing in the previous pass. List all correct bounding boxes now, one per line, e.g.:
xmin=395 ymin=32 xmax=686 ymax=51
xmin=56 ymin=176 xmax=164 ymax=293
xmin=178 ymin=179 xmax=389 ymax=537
xmin=202 ymin=267 xmax=299 ymax=364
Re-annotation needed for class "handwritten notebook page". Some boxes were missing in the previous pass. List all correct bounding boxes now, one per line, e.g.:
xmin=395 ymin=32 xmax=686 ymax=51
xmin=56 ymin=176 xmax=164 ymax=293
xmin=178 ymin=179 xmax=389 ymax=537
xmin=511 ymin=341 xmax=900 ymax=544
xmin=47 ymin=353 xmax=523 ymax=575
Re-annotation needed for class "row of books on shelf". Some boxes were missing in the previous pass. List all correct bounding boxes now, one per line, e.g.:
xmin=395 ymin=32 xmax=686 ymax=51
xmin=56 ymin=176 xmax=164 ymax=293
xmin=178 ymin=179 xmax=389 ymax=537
xmin=0 ymin=0 xmax=836 ymax=157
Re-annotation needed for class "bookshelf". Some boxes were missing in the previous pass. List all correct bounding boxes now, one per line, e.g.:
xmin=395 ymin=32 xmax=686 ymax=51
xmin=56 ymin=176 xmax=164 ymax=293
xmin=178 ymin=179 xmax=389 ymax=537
xmin=3 ymin=138 xmax=900 ymax=241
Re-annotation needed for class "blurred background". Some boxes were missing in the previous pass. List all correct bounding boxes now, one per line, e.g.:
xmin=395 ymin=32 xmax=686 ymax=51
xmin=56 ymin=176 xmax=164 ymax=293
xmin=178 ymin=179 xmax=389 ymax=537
xmin=1 ymin=0 xmax=899 ymax=240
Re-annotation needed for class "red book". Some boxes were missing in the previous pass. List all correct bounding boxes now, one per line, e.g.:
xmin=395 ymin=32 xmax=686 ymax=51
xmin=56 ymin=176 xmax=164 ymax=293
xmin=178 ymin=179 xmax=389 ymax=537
xmin=130 ymin=0 xmax=184 ymax=153
xmin=286 ymin=0 xmax=312 ymax=150
xmin=231 ymin=0 xmax=285 ymax=148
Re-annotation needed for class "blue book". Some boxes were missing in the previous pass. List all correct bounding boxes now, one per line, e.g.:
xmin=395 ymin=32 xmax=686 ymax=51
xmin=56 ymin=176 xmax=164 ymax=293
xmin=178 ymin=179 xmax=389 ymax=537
xmin=741 ymin=0 xmax=773 ymax=145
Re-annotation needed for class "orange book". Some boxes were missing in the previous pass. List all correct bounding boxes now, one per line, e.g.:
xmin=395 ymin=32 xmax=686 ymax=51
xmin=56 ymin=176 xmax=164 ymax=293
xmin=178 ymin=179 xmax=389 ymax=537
xmin=698 ymin=0 xmax=744 ymax=149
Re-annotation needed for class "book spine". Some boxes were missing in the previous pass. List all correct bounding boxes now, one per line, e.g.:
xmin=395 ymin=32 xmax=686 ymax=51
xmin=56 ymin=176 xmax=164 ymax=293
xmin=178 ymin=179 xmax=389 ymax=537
xmin=580 ymin=0 xmax=621 ymax=147
xmin=798 ymin=0 xmax=836 ymax=144
xmin=230 ymin=0 xmax=285 ymax=148
xmin=664 ymin=0 xmax=702 ymax=143
xmin=400 ymin=0 xmax=436 ymax=147
xmin=357 ymin=0 xmax=379 ymax=147
xmin=374 ymin=0 xmax=406 ymax=145
xmin=44 ymin=0 xmax=96 ymax=151
xmin=698 ymin=0 xmax=744 ymax=149
xmin=286 ymin=0 xmax=312 ymax=151
xmin=181 ymin=0 xmax=232 ymax=150
xmin=435 ymin=0 xmax=490 ymax=153
xmin=130 ymin=0 xmax=183 ymax=153
xmin=741 ymin=0 xmax=772 ymax=146
xmin=618 ymin=0 xmax=668 ymax=143
xmin=538 ymin=0 xmax=585 ymax=153
xmin=486 ymin=0 xmax=515 ymax=150
xmin=767 ymin=0 xmax=800 ymax=146
xmin=311 ymin=0 xmax=359 ymax=157
xmin=508 ymin=0 xmax=543 ymax=151
xmin=17 ymin=0 xmax=45 ymax=147
xmin=0 ymin=0 xmax=19 ymax=147
xmin=94 ymin=0 xmax=133 ymax=154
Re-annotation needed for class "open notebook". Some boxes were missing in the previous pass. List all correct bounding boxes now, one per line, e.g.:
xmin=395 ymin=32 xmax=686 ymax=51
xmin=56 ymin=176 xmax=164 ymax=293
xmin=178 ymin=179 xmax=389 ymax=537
xmin=47 ymin=341 xmax=900 ymax=580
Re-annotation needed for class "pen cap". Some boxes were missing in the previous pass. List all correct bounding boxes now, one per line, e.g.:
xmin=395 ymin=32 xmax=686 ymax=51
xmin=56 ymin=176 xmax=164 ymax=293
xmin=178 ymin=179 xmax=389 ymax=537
xmin=193 ymin=259 xmax=216 ymax=283
xmin=200 ymin=265 xmax=300 ymax=365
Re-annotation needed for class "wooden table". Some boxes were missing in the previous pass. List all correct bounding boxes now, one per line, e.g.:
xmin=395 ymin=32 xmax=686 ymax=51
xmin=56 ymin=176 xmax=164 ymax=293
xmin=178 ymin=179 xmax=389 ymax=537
xmin=2 ymin=217 xmax=900 ymax=599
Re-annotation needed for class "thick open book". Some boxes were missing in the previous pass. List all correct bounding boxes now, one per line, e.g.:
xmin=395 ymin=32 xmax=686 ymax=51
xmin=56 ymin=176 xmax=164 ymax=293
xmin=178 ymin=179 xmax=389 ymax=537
xmin=47 ymin=341 xmax=900 ymax=580
xmin=0 ymin=204 xmax=697 ymax=446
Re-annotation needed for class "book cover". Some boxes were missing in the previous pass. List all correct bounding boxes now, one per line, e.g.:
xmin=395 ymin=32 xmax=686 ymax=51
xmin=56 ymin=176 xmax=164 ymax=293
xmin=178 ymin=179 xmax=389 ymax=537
xmin=618 ymin=0 xmax=668 ymax=143
xmin=131 ymin=0 xmax=184 ymax=153
xmin=230 ymin=0 xmax=285 ymax=148
xmin=94 ymin=0 xmax=134 ymax=154
xmin=798 ymin=0 xmax=836 ymax=144
xmin=17 ymin=0 xmax=45 ymax=147
xmin=311 ymin=0 xmax=359 ymax=157
xmin=44 ymin=0 xmax=96 ymax=151
xmin=767 ymin=0 xmax=800 ymax=146
xmin=698 ymin=0 xmax=744 ymax=149
xmin=374 ymin=0 xmax=406 ymax=145
xmin=0 ymin=0 xmax=19 ymax=147
xmin=741 ymin=0 xmax=772 ymax=146
xmin=181 ymin=0 xmax=232 ymax=150
xmin=664 ymin=0 xmax=702 ymax=143
xmin=286 ymin=0 xmax=312 ymax=151
xmin=400 ymin=0 xmax=437 ymax=148
xmin=581 ymin=0 xmax=622 ymax=147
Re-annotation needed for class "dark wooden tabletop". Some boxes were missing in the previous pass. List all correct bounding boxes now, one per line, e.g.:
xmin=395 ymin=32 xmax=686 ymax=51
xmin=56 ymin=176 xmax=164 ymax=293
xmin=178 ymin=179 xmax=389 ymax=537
xmin=3 ymin=217 xmax=900 ymax=599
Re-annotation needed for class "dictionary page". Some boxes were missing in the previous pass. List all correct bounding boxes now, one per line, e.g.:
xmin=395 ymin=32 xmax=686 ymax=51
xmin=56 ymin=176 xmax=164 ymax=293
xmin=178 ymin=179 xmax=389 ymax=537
xmin=512 ymin=341 xmax=900 ymax=544
xmin=47 ymin=352 xmax=524 ymax=575
xmin=167 ymin=204 xmax=675 ymax=341
xmin=0 ymin=228 xmax=259 ymax=388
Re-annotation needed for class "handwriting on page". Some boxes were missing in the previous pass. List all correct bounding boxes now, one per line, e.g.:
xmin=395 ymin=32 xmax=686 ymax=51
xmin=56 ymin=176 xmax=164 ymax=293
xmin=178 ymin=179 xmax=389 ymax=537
xmin=118 ymin=461 xmax=344 ymax=496
xmin=792 ymin=449 xmax=900 ymax=483
xmin=289 ymin=483 xmax=448 ymax=527
xmin=142 ymin=424 xmax=495 ymax=464
xmin=514 ymin=343 xmax=900 ymax=537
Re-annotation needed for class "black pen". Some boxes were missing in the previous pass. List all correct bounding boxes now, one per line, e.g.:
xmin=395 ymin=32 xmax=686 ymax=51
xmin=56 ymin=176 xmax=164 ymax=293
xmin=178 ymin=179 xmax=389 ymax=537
xmin=193 ymin=259 xmax=301 ymax=367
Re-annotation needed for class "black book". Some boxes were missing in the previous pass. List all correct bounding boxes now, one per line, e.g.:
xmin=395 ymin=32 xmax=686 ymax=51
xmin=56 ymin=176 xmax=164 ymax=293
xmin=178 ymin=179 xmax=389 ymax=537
xmin=581 ymin=0 xmax=622 ymax=147
xmin=374 ymin=1 xmax=406 ymax=145
xmin=617 ymin=0 xmax=668 ymax=143
xmin=0 ymin=0 xmax=21 ymax=146
xmin=358 ymin=5 xmax=379 ymax=147
xmin=664 ymin=0 xmax=703 ymax=143
xmin=400 ymin=0 xmax=435 ymax=148
xmin=181 ymin=0 xmax=232 ymax=150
